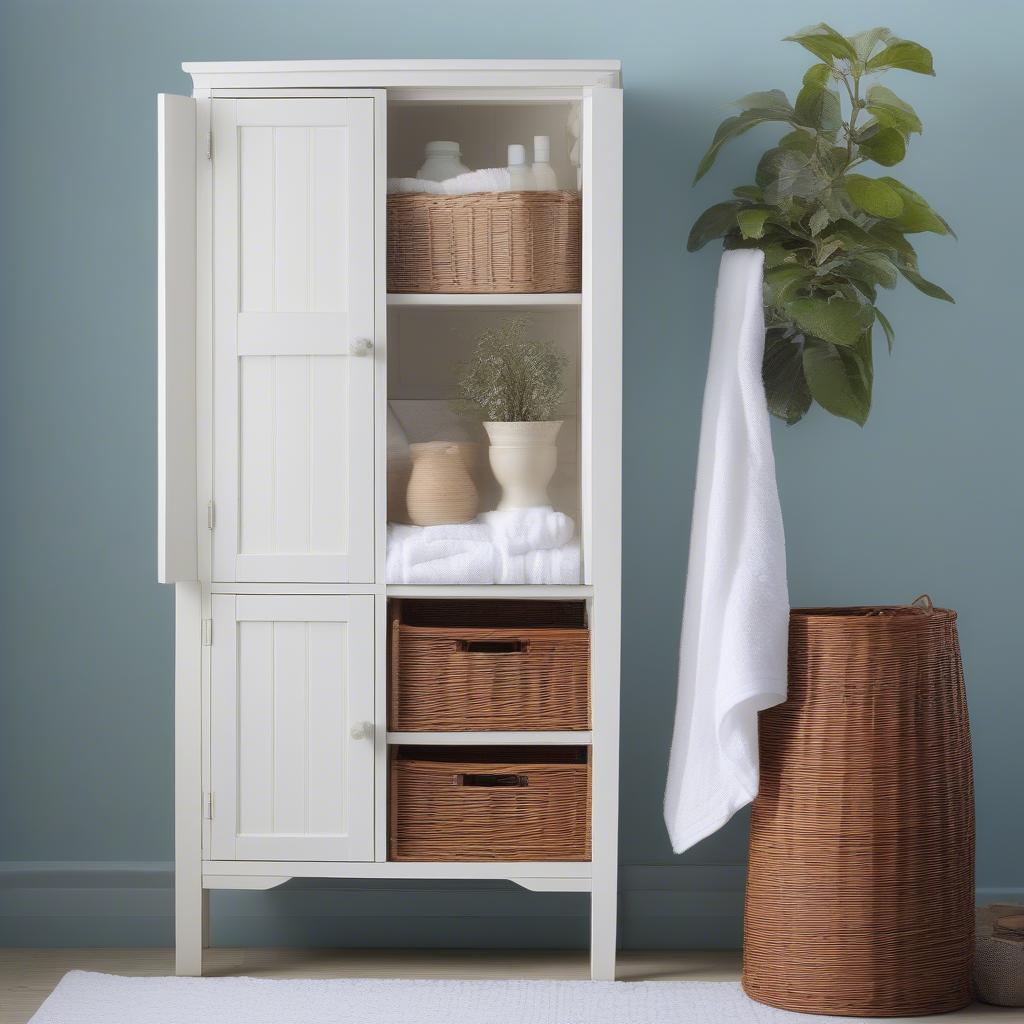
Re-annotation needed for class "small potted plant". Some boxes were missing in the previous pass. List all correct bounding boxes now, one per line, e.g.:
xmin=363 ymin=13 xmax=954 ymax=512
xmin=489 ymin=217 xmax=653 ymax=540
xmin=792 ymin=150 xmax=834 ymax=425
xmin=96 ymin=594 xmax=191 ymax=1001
xmin=456 ymin=318 xmax=566 ymax=509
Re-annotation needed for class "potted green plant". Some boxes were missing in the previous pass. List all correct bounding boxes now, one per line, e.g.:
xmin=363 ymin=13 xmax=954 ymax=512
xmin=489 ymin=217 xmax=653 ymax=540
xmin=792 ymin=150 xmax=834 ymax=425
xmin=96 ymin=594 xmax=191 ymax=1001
xmin=456 ymin=318 xmax=567 ymax=509
xmin=689 ymin=23 xmax=954 ymax=425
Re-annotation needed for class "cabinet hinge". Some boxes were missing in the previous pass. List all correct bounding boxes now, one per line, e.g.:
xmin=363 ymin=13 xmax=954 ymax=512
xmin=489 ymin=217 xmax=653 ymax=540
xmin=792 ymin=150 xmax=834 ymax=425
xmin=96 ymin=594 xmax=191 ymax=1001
xmin=204 ymin=792 xmax=215 ymax=820
xmin=207 ymin=500 xmax=216 ymax=530
xmin=202 ymin=619 xmax=213 ymax=646
xmin=205 ymin=130 xmax=212 ymax=160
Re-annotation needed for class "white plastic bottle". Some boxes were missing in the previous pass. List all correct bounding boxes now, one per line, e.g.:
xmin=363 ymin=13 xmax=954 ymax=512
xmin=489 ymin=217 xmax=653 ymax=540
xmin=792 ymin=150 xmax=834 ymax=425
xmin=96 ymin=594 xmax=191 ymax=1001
xmin=531 ymin=135 xmax=558 ymax=191
xmin=417 ymin=141 xmax=470 ymax=182
xmin=507 ymin=144 xmax=534 ymax=191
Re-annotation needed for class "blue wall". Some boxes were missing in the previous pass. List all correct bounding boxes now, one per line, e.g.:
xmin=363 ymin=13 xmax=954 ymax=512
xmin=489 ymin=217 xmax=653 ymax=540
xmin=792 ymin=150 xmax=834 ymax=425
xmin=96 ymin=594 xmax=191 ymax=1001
xmin=1 ymin=0 xmax=1021 ymax=946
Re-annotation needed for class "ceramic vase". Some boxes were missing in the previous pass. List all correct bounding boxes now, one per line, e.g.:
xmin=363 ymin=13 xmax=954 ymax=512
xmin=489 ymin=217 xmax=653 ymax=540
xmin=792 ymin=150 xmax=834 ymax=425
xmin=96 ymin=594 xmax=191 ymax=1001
xmin=405 ymin=442 xmax=478 ymax=526
xmin=483 ymin=420 xmax=562 ymax=510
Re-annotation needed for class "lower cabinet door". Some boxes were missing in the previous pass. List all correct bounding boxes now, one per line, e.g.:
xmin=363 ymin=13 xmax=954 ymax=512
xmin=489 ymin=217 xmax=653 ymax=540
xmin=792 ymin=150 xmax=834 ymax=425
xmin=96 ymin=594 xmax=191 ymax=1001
xmin=209 ymin=594 xmax=374 ymax=861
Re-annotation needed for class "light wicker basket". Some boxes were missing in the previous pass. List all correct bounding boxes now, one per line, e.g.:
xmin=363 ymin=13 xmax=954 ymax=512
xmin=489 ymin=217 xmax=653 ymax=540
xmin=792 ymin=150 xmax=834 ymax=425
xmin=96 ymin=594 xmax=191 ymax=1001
xmin=743 ymin=605 xmax=975 ymax=1018
xmin=387 ymin=190 xmax=582 ymax=293
xmin=389 ymin=746 xmax=591 ymax=861
xmin=388 ymin=599 xmax=590 ymax=732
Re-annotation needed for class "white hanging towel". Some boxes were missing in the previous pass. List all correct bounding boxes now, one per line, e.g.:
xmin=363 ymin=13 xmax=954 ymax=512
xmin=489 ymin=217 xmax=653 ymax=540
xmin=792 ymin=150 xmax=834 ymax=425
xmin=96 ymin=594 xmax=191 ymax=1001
xmin=663 ymin=248 xmax=790 ymax=854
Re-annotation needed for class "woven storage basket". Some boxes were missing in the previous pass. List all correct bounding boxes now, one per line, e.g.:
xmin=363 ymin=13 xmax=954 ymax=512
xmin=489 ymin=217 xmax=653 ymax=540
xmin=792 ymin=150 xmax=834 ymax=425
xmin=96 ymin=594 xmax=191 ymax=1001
xmin=743 ymin=605 xmax=975 ymax=1017
xmin=389 ymin=746 xmax=591 ymax=861
xmin=387 ymin=190 xmax=582 ymax=293
xmin=974 ymin=904 xmax=1024 ymax=1006
xmin=389 ymin=600 xmax=590 ymax=732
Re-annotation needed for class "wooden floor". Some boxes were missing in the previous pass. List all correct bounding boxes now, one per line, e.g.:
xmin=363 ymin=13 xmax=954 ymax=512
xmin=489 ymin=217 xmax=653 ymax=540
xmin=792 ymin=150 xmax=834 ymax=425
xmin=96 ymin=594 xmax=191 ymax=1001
xmin=0 ymin=948 xmax=1016 ymax=1023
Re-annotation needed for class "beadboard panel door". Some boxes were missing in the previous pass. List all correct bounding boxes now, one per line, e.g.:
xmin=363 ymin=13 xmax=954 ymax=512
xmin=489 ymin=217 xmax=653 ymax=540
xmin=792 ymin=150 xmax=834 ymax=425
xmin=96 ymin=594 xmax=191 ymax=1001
xmin=212 ymin=98 xmax=376 ymax=584
xmin=210 ymin=594 xmax=375 ymax=861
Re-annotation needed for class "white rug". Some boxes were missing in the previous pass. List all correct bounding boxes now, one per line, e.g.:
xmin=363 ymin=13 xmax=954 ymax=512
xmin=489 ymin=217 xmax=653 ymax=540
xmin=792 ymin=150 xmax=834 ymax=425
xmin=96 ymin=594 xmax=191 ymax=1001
xmin=30 ymin=971 xmax=879 ymax=1023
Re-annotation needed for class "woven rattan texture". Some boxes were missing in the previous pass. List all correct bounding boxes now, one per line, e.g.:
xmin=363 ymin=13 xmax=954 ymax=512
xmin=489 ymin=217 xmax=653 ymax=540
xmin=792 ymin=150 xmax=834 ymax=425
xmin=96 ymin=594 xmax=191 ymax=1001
xmin=389 ymin=601 xmax=590 ymax=732
xmin=743 ymin=607 xmax=975 ymax=1018
xmin=389 ymin=746 xmax=591 ymax=861
xmin=387 ymin=191 xmax=582 ymax=293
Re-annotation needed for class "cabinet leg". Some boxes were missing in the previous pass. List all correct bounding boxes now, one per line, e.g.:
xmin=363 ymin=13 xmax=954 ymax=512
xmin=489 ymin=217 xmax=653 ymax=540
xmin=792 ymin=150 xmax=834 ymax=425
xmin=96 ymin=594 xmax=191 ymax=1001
xmin=175 ymin=876 xmax=205 ymax=976
xmin=590 ymin=882 xmax=618 ymax=981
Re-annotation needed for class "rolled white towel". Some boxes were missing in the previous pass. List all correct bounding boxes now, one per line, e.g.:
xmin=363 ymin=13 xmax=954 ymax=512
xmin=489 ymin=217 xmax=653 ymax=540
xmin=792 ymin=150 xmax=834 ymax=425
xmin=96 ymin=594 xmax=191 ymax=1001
xmin=440 ymin=168 xmax=512 ymax=195
xmin=497 ymin=540 xmax=581 ymax=585
xmin=387 ymin=177 xmax=446 ymax=195
xmin=386 ymin=523 xmax=495 ymax=585
xmin=484 ymin=507 xmax=575 ymax=556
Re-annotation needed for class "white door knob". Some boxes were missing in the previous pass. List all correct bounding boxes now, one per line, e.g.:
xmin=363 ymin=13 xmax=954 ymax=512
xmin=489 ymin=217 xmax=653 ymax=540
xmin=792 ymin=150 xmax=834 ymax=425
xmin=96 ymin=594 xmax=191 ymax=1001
xmin=350 ymin=337 xmax=373 ymax=357
xmin=350 ymin=720 xmax=374 ymax=740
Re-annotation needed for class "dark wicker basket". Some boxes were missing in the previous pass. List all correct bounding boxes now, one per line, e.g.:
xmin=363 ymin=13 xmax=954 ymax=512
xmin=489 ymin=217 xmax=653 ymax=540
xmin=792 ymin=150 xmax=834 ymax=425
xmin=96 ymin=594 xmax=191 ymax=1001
xmin=743 ymin=605 xmax=975 ymax=1017
xmin=387 ymin=190 xmax=582 ymax=293
xmin=389 ymin=600 xmax=590 ymax=732
xmin=389 ymin=746 xmax=591 ymax=861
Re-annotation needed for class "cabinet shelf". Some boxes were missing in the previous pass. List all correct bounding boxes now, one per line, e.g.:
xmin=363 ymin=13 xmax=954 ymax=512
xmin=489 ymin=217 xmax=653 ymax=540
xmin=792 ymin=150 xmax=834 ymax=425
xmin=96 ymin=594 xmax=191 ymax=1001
xmin=387 ymin=731 xmax=593 ymax=746
xmin=387 ymin=292 xmax=582 ymax=308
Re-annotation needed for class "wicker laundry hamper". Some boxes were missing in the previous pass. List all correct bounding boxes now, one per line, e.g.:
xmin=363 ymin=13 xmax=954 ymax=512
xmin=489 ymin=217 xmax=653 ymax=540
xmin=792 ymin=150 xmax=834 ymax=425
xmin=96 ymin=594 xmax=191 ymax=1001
xmin=743 ymin=603 xmax=975 ymax=1017
xmin=974 ymin=904 xmax=1024 ymax=1006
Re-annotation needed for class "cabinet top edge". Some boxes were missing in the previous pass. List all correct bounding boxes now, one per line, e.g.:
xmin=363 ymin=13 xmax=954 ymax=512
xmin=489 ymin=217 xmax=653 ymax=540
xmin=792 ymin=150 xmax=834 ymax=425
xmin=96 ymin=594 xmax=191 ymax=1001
xmin=181 ymin=60 xmax=622 ymax=91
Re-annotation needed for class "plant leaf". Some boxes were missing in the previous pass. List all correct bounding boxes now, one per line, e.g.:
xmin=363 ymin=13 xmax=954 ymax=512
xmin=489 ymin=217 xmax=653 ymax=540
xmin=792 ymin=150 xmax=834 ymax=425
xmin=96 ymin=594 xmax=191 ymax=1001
xmin=802 ymin=63 xmax=832 ymax=88
xmin=762 ymin=242 xmax=800 ymax=269
xmin=803 ymin=336 xmax=872 ymax=425
xmin=808 ymin=206 xmax=831 ymax=236
xmin=795 ymin=81 xmax=842 ymax=133
xmin=786 ymin=295 xmax=874 ymax=347
xmin=694 ymin=109 xmax=796 ymax=183
xmin=785 ymin=23 xmax=858 ymax=64
xmin=866 ymin=84 xmax=923 ymax=135
xmin=866 ymin=39 xmax=935 ymax=75
xmin=847 ymin=251 xmax=899 ymax=289
xmin=732 ymin=184 xmax=764 ymax=201
xmin=757 ymin=149 xmax=828 ymax=204
xmin=764 ymin=265 xmax=812 ymax=308
xmin=844 ymin=174 xmax=905 ymax=218
xmin=778 ymin=128 xmax=817 ymax=154
xmin=763 ymin=332 xmax=813 ymax=424
xmin=857 ymin=124 xmax=906 ymax=166
xmin=875 ymin=307 xmax=896 ymax=352
xmin=849 ymin=27 xmax=892 ymax=62
xmin=879 ymin=177 xmax=955 ymax=235
xmin=898 ymin=265 xmax=955 ymax=302
xmin=687 ymin=201 xmax=741 ymax=251
xmin=736 ymin=89 xmax=793 ymax=115
xmin=736 ymin=207 xmax=772 ymax=239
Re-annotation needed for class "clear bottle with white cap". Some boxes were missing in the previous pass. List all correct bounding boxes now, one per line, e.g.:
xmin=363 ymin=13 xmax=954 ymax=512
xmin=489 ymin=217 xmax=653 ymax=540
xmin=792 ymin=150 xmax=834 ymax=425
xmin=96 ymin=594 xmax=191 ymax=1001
xmin=507 ymin=144 xmax=534 ymax=191
xmin=531 ymin=135 xmax=558 ymax=191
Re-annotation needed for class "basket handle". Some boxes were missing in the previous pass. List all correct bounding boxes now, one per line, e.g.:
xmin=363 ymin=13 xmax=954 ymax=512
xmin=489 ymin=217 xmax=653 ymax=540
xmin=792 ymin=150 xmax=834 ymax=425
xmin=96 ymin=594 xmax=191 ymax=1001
xmin=455 ymin=639 xmax=529 ymax=655
xmin=452 ymin=773 xmax=529 ymax=788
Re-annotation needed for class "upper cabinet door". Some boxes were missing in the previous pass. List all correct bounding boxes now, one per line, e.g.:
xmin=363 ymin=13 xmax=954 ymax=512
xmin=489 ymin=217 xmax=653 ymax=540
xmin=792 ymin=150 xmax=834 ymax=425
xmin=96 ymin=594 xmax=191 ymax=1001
xmin=157 ymin=94 xmax=198 ymax=583
xmin=213 ymin=98 xmax=376 ymax=583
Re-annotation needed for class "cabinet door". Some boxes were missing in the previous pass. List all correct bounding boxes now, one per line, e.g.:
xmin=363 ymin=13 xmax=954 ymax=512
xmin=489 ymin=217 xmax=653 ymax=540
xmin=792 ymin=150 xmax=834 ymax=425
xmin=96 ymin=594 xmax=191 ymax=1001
xmin=210 ymin=595 xmax=375 ymax=861
xmin=212 ymin=98 xmax=376 ymax=583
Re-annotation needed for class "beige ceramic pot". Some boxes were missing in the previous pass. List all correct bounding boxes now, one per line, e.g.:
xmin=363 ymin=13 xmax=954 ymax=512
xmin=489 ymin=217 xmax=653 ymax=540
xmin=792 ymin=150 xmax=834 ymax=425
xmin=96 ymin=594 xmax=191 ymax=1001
xmin=483 ymin=421 xmax=562 ymax=510
xmin=405 ymin=442 xmax=479 ymax=526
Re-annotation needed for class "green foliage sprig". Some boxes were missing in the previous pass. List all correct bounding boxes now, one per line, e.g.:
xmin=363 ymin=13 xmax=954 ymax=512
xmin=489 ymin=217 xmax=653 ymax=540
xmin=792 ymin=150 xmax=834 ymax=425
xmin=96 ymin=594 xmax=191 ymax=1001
xmin=689 ymin=23 xmax=954 ymax=425
xmin=456 ymin=318 xmax=566 ymax=422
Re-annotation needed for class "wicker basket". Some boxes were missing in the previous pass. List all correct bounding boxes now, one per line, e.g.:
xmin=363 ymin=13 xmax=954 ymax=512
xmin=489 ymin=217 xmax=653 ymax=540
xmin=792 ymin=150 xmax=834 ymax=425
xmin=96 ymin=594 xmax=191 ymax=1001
xmin=389 ymin=600 xmax=590 ymax=732
xmin=743 ymin=605 xmax=975 ymax=1018
xmin=974 ymin=904 xmax=1024 ymax=1006
xmin=387 ymin=190 xmax=582 ymax=293
xmin=389 ymin=746 xmax=591 ymax=861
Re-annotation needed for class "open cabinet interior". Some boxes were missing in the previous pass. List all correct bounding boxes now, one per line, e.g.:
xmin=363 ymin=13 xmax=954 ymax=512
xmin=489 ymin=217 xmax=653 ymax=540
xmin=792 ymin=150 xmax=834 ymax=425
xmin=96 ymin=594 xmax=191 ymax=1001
xmin=384 ymin=98 xmax=585 ymax=586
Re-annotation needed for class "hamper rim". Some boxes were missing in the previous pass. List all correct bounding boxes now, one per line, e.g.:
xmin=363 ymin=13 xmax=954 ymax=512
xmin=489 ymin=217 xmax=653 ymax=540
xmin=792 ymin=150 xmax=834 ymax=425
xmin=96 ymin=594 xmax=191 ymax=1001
xmin=791 ymin=604 xmax=956 ymax=621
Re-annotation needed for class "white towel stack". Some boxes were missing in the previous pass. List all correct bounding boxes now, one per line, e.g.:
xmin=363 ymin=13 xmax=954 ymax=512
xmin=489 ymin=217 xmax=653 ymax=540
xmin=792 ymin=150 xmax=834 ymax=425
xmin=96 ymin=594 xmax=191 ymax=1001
xmin=386 ymin=507 xmax=580 ymax=585
xmin=387 ymin=168 xmax=512 ymax=196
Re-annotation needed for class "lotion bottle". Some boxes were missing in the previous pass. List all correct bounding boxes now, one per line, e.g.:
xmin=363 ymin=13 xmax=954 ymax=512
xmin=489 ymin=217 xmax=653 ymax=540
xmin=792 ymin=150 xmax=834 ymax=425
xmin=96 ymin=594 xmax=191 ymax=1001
xmin=507 ymin=144 xmax=533 ymax=191
xmin=531 ymin=135 xmax=558 ymax=191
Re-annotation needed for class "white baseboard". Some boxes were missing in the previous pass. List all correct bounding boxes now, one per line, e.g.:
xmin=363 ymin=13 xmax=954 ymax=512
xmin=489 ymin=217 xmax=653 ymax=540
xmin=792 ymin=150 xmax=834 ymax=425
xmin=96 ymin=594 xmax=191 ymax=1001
xmin=1 ymin=862 xmax=1017 ymax=949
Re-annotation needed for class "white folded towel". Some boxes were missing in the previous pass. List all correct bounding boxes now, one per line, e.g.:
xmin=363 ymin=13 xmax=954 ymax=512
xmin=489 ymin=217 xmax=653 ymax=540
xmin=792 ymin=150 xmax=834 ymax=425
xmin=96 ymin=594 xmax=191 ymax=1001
xmin=386 ymin=512 xmax=580 ymax=585
xmin=663 ymin=248 xmax=790 ymax=854
xmin=483 ymin=506 xmax=575 ymax=556
xmin=387 ymin=169 xmax=512 ymax=196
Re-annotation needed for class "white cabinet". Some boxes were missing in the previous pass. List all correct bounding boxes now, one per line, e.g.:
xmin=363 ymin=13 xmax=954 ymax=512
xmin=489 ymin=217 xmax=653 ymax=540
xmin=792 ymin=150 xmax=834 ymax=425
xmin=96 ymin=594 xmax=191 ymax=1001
xmin=159 ymin=60 xmax=622 ymax=983
xmin=210 ymin=595 xmax=375 ymax=861
xmin=212 ymin=99 xmax=376 ymax=584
